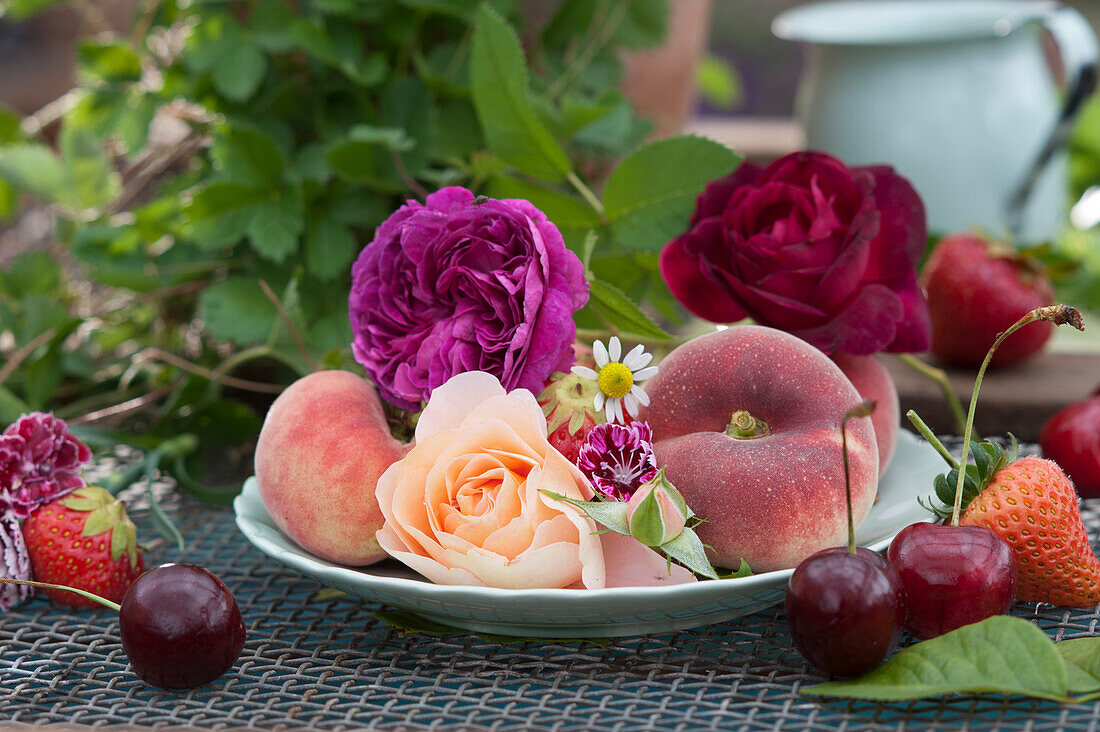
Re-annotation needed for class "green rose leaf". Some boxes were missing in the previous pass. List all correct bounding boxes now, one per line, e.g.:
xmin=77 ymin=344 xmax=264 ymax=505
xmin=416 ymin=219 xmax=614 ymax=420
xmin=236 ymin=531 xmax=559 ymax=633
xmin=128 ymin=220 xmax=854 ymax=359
xmin=78 ymin=40 xmax=142 ymax=82
xmin=60 ymin=125 xmax=121 ymax=210
xmin=804 ymin=616 xmax=1071 ymax=703
xmin=212 ymin=126 xmax=285 ymax=189
xmin=660 ymin=528 xmax=718 ymax=579
xmin=213 ymin=41 xmax=267 ymax=102
xmin=587 ymin=277 xmax=671 ymax=341
xmin=246 ymin=198 xmax=304 ymax=263
xmin=540 ymin=490 xmax=631 ymax=536
xmin=470 ymin=4 xmax=572 ymax=183
xmin=198 ymin=278 xmax=280 ymax=346
xmin=185 ymin=182 xmax=269 ymax=249
xmin=604 ymin=136 xmax=740 ymax=252
xmin=305 ymin=215 xmax=358 ymax=280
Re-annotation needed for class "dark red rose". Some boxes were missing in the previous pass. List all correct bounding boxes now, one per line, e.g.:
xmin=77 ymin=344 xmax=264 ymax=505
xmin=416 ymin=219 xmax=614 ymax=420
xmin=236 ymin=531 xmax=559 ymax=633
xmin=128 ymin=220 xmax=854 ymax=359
xmin=660 ymin=151 xmax=931 ymax=355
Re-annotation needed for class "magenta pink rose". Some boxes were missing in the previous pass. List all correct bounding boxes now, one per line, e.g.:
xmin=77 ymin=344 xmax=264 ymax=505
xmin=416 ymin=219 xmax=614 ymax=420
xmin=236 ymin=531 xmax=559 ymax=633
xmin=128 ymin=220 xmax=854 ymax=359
xmin=660 ymin=151 xmax=931 ymax=355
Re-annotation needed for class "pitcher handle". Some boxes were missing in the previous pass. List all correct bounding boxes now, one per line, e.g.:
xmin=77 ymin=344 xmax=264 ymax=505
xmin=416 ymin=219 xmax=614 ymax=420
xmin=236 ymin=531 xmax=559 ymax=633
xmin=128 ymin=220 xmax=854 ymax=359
xmin=1006 ymin=5 xmax=1099 ymax=236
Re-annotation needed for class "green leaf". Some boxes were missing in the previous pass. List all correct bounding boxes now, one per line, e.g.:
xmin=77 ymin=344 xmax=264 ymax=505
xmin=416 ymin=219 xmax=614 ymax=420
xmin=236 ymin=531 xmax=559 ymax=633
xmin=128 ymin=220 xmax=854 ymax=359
xmin=212 ymin=126 xmax=284 ymax=189
xmin=0 ymin=0 xmax=64 ymax=20
xmin=470 ymin=4 xmax=571 ymax=182
xmin=717 ymin=558 xmax=753 ymax=579
xmin=250 ymin=0 xmax=296 ymax=52
xmin=540 ymin=490 xmax=631 ymax=535
xmin=23 ymin=347 xmax=62 ymax=410
xmin=604 ymin=136 xmax=740 ymax=251
xmin=325 ymin=139 xmax=379 ymax=182
xmin=804 ymin=616 xmax=1071 ymax=702
xmin=0 ymin=105 xmax=22 ymax=145
xmin=305 ymin=216 xmax=358 ymax=280
xmin=587 ymin=277 xmax=671 ymax=340
xmin=78 ymin=40 xmax=142 ymax=82
xmin=0 ymin=143 xmax=76 ymax=208
xmin=487 ymin=177 xmax=602 ymax=232
xmin=661 ymin=528 xmax=718 ymax=579
xmin=59 ymin=125 xmax=120 ymax=210
xmin=246 ymin=198 xmax=303 ymax=263
xmin=542 ymin=0 xmax=667 ymax=50
xmin=1057 ymin=638 xmax=1100 ymax=694
xmin=185 ymin=182 xmax=269 ymax=249
xmin=349 ymin=125 xmax=415 ymax=152
xmin=0 ymin=387 xmax=29 ymax=427
xmin=213 ymin=41 xmax=267 ymax=101
xmin=198 ymin=278 xmax=279 ymax=346
xmin=696 ymin=54 xmax=741 ymax=110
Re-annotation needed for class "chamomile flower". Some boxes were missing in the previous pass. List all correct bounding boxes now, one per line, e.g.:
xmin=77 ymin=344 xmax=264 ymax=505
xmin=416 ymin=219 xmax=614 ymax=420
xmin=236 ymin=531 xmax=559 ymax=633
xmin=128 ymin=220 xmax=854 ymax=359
xmin=571 ymin=337 xmax=658 ymax=424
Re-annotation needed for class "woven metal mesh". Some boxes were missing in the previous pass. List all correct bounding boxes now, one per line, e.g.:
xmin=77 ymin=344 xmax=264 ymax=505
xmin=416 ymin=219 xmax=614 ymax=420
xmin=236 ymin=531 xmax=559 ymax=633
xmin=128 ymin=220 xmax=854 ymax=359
xmin=4 ymin=441 xmax=1100 ymax=730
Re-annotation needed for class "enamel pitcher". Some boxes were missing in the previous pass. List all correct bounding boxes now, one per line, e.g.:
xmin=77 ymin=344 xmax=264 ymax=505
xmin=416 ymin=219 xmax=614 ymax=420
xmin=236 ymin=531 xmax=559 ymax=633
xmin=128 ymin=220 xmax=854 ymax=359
xmin=773 ymin=0 xmax=1098 ymax=242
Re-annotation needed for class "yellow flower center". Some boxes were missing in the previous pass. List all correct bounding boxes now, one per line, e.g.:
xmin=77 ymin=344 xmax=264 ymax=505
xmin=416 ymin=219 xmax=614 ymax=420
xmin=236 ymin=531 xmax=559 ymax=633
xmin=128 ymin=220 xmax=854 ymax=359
xmin=597 ymin=362 xmax=634 ymax=399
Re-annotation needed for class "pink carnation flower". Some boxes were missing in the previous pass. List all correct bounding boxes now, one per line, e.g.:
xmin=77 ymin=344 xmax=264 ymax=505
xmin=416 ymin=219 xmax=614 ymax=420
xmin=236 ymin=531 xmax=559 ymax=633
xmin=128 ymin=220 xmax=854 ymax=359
xmin=0 ymin=412 xmax=92 ymax=518
xmin=0 ymin=507 xmax=32 ymax=611
xmin=576 ymin=421 xmax=658 ymax=502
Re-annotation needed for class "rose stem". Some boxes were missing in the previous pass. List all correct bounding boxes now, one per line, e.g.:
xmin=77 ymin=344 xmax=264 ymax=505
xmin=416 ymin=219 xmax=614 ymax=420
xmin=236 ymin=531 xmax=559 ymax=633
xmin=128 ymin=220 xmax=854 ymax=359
xmin=0 ymin=577 xmax=121 ymax=612
xmin=949 ymin=305 xmax=1084 ymax=526
xmin=894 ymin=353 xmax=970 ymax=437
xmin=905 ymin=409 xmax=959 ymax=470
xmin=841 ymin=400 xmax=876 ymax=554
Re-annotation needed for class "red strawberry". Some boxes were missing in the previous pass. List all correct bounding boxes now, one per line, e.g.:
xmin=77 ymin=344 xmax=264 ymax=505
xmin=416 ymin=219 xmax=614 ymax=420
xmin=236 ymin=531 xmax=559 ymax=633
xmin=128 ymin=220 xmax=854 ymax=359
xmin=921 ymin=233 xmax=1054 ymax=368
xmin=959 ymin=453 xmax=1100 ymax=607
xmin=22 ymin=486 xmax=144 ymax=608
xmin=538 ymin=371 xmax=607 ymax=464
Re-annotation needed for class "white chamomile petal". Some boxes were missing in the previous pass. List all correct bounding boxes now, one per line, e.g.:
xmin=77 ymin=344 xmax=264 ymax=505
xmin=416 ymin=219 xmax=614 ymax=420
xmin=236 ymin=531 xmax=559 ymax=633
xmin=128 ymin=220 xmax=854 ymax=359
xmin=593 ymin=340 xmax=610 ymax=368
xmin=608 ymin=336 xmax=622 ymax=362
xmin=593 ymin=390 xmax=606 ymax=412
xmin=571 ymin=365 xmax=599 ymax=380
xmin=622 ymin=345 xmax=648 ymax=370
xmin=622 ymin=392 xmax=640 ymax=418
xmin=632 ymin=366 xmax=659 ymax=382
xmin=630 ymin=384 xmax=650 ymax=407
xmin=609 ymin=398 xmax=623 ymax=424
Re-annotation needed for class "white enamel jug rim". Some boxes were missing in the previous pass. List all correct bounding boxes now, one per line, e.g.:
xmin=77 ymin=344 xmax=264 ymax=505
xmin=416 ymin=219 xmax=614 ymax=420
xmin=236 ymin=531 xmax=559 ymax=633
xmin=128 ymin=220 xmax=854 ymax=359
xmin=772 ymin=0 xmax=1061 ymax=46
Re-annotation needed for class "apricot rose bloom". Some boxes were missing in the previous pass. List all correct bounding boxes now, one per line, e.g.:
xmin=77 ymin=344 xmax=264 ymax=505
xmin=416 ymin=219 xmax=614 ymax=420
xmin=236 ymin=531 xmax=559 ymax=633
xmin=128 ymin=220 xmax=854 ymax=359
xmin=374 ymin=372 xmax=695 ymax=590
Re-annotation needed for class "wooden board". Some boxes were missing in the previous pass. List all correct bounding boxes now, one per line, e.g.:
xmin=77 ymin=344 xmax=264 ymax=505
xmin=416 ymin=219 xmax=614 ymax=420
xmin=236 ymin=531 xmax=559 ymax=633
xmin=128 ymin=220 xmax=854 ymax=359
xmin=883 ymin=352 xmax=1100 ymax=442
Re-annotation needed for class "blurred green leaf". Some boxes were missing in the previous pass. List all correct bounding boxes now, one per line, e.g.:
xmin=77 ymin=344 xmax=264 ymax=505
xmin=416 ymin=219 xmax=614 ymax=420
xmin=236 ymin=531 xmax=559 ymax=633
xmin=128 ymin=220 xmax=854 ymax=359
xmin=212 ymin=126 xmax=285 ymax=189
xmin=305 ymin=216 xmax=357 ymax=280
xmin=0 ymin=143 xmax=77 ymax=208
xmin=214 ymin=41 xmax=268 ymax=101
xmin=186 ymin=182 xmax=269 ymax=248
xmin=59 ymin=125 xmax=120 ymax=209
xmin=604 ymin=136 xmax=740 ymax=251
xmin=470 ymin=4 xmax=572 ymax=182
xmin=246 ymin=198 xmax=303 ymax=263
xmin=0 ymin=0 xmax=64 ymax=20
xmin=78 ymin=40 xmax=143 ymax=83
xmin=696 ymin=54 xmax=741 ymax=110
xmin=198 ymin=278 xmax=279 ymax=346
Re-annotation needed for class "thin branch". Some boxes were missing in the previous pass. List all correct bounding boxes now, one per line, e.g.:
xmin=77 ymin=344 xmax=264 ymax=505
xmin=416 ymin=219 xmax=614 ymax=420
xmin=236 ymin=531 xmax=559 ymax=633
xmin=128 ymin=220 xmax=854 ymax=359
xmin=0 ymin=328 xmax=57 ymax=389
xmin=69 ymin=385 xmax=176 ymax=425
xmin=258 ymin=279 xmax=318 ymax=372
xmin=136 ymin=348 xmax=284 ymax=393
xmin=21 ymin=91 xmax=82 ymax=138
xmin=390 ymin=149 xmax=430 ymax=201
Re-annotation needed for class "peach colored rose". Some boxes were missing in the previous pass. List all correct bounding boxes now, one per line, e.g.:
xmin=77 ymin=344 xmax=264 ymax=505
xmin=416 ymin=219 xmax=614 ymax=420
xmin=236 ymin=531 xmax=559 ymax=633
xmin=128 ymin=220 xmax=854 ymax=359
xmin=374 ymin=371 xmax=695 ymax=589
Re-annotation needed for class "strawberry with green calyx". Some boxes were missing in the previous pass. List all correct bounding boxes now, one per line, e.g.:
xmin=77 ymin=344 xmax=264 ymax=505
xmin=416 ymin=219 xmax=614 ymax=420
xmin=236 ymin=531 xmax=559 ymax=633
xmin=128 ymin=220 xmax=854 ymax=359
xmin=538 ymin=371 xmax=608 ymax=464
xmin=891 ymin=305 xmax=1089 ymax=637
xmin=22 ymin=486 xmax=144 ymax=608
xmin=542 ymin=468 xmax=730 ymax=580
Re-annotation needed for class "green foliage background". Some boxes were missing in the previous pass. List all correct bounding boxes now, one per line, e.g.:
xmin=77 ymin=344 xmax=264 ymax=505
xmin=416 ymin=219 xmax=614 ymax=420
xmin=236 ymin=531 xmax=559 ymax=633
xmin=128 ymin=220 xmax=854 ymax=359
xmin=0 ymin=0 xmax=740 ymax=504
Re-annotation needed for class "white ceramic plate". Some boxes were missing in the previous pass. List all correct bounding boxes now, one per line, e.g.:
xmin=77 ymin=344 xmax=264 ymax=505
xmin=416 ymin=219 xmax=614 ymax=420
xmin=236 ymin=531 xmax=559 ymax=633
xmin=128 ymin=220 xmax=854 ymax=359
xmin=233 ymin=430 xmax=940 ymax=638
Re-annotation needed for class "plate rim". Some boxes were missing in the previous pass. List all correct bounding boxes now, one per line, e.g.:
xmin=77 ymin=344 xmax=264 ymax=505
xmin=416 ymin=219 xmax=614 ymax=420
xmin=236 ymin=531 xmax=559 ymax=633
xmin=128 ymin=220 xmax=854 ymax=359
xmin=234 ymin=430 xmax=936 ymax=605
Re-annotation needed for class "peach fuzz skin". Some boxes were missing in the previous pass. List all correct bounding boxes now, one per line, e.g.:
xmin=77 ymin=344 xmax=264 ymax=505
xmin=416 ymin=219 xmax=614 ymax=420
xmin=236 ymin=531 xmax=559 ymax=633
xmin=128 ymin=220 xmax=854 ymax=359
xmin=254 ymin=370 xmax=408 ymax=566
xmin=831 ymin=352 xmax=900 ymax=477
xmin=639 ymin=326 xmax=878 ymax=573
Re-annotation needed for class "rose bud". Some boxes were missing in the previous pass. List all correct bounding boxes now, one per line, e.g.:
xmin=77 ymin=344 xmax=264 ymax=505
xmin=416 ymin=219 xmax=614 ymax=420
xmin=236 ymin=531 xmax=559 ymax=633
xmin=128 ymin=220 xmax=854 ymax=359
xmin=626 ymin=469 xmax=691 ymax=547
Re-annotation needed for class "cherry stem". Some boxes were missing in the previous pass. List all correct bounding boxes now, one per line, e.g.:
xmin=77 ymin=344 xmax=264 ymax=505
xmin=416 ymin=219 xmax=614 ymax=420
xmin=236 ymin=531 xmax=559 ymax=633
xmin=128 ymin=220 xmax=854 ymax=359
xmin=895 ymin=353 xmax=970 ymax=436
xmin=841 ymin=400 xmax=876 ymax=554
xmin=950 ymin=305 xmax=1084 ymax=526
xmin=0 ymin=577 xmax=121 ymax=612
xmin=906 ymin=409 xmax=959 ymax=470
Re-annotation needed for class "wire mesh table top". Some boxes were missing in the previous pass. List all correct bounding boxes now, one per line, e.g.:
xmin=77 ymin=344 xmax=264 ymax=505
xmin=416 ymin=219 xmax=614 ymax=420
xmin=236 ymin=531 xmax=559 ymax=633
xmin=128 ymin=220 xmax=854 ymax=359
xmin=4 ymin=442 xmax=1100 ymax=731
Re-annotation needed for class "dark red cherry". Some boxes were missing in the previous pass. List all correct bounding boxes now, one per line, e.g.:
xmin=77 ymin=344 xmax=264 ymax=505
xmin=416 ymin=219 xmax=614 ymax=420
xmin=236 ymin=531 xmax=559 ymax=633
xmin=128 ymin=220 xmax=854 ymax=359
xmin=119 ymin=563 xmax=246 ymax=689
xmin=887 ymin=522 xmax=1016 ymax=640
xmin=786 ymin=546 xmax=906 ymax=677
